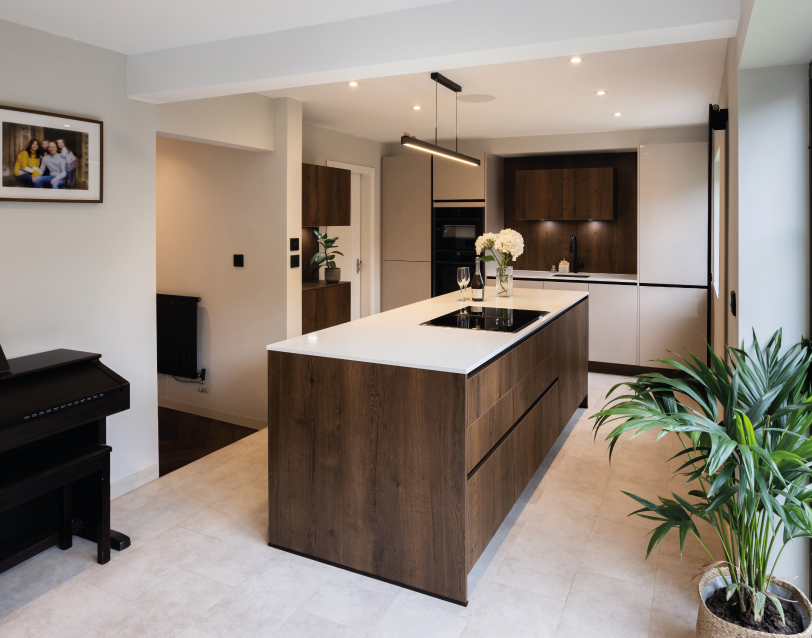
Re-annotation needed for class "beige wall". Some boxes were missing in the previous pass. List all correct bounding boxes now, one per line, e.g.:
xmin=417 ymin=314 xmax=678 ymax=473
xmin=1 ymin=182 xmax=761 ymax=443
xmin=158 ymin=93 xmax=274 ymax=151
xmin=156 ymin=136 xmax=286 ymax=429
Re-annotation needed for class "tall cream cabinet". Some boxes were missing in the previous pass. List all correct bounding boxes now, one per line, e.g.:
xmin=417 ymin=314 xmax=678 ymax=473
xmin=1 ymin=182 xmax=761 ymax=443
xmin=432 ymin=151 xmax=486 ymax=201
xmin=382 ymin=155 xmax=432 ymax=311
xmin=638 ymin=143 xmax=708 ymax=367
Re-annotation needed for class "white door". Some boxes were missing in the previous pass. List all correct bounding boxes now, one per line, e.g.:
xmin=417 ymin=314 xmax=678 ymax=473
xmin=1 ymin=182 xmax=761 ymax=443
xmin=327 ymin=173 xmax=361 ymax=320
xmin=327 ymin=161 xmax=378 ymax=319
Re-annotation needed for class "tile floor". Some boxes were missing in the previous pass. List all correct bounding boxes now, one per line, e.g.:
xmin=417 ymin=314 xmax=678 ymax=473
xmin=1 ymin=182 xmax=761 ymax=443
xmin=0 ymin=373 xmax=722 ymax=637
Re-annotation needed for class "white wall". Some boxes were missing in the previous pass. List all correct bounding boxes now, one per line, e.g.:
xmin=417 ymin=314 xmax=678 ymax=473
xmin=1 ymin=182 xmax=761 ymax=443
xmin=156 ymin=137 xmax=286 ymax=429
xmin=738 ymin=63 xmax=810 ymax=595
xmin=0 ymin=21 xmax=160 ymax=492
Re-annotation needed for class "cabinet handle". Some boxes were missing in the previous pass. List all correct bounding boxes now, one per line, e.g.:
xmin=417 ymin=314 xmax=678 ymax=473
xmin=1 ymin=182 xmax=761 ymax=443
xmin=356 ymin=258 xmax=362 ymax=274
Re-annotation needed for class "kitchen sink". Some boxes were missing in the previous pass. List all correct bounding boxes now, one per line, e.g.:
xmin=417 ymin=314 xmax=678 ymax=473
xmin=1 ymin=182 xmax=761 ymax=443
xmin=552 ymin=273 xmax=590 ymax=278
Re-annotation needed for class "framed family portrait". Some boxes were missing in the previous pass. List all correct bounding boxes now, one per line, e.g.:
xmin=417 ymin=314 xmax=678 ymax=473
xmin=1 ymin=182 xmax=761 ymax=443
xmin=0 ymin=105 xmax=102 ymax=203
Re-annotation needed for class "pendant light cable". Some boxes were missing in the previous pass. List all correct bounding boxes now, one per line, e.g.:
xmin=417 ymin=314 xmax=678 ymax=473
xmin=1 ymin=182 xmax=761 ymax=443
xmin=435 ymin=80 xmax=438 ymax=146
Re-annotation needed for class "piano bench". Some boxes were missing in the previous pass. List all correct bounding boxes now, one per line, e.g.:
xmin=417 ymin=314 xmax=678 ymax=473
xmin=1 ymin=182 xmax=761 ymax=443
xmin=0 ymin=444 xmax=113 ymax=570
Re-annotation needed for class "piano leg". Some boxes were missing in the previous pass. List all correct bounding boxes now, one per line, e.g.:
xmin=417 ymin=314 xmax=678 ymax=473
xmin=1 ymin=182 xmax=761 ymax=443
xmin=59 ymin=486 xmax=73 ymax=550
xmin=98 ymin=454 xmax=111 ymax=564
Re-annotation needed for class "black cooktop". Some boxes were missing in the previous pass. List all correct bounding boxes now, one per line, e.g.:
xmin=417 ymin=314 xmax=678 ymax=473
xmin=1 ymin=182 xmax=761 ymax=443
xmin=421 ymin=307 xmax=549 ymax=333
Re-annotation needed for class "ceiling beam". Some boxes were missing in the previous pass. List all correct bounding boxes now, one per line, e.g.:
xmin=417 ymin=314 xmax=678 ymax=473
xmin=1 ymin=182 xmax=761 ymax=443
xmin=127 ymin=0 xmax=738 ymax=104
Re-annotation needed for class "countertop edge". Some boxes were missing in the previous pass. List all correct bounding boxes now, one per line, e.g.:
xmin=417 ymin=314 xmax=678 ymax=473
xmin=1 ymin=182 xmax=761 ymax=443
xmin=267 ymin=294 xmax=586 ymax=375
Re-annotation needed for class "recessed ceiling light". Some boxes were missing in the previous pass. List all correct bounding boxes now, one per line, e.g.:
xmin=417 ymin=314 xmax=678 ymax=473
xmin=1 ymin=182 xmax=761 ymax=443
xmin=613 ymin=112 xmax=622 ymax=117
xmin=348 ymin=81 xmax=358 ymax=87
xmin=595 ymin=90 xmax=607 ymax=95
xmin=570 ymin=56 xmax=583 ymax=63
xmin=413 ymin=106 xmax=421 ymax=110
xmin=63 ymin=124 xmax=71 ymax=128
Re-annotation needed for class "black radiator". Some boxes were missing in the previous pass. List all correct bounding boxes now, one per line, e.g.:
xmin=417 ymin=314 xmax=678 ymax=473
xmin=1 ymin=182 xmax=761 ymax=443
xmin=156 ymin=294 xmax=200 ymax=379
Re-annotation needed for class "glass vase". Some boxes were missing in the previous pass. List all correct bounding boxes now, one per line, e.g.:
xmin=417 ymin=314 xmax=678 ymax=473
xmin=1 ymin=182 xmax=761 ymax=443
xmin=496 ymin=266 xmax=513 ymax=298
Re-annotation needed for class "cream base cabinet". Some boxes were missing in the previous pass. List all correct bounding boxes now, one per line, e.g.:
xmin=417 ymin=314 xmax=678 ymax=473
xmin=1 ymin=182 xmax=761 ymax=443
xmin=588 ymin=284 xmax=638 ymax=365
xmin=382 ymin=261 xmax=432 ymax=312
xmin=639 ymin=286 xmax=707 ymax=368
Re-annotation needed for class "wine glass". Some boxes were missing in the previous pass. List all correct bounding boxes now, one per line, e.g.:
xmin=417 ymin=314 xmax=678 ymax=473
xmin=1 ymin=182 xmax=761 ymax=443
xmin=457 ymin=267 xmax=470 ymax=302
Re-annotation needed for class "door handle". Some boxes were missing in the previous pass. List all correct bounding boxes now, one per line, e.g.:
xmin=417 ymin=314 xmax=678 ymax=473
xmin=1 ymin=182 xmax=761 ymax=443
xmin=356 ymin=258 xmax=362 ymax=274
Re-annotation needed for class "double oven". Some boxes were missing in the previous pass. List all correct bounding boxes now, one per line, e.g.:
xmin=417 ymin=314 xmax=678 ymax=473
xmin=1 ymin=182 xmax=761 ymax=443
xmin=432 ymin=204 xmax=484 ymax=297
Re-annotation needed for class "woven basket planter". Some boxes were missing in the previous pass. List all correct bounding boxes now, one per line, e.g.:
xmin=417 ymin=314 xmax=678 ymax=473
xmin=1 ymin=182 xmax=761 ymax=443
xmin=697 ymin=568 xmax=812 ymax=638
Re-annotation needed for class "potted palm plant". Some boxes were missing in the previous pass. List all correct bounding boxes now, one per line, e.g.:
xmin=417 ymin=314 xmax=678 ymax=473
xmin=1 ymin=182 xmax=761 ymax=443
xmin=592 ymin=330 xmax=812 ymax=637
xmin=310 ymin=230 xmax=343 ymax=283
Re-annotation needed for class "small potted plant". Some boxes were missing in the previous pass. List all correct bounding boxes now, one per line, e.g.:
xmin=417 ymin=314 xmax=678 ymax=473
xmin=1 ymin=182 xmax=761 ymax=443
xmin=310 ymin=230 xmax=343 ymax=283
xmin=592 ymin=330 xmax=812 ymax=637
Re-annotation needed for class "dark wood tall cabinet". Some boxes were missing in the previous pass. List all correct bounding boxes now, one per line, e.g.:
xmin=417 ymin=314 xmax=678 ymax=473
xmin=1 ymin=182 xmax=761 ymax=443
xmin=302 ymin=164 xmax=351 ymax=226
xmin=302 ymin=281 xmax=351 ymax=334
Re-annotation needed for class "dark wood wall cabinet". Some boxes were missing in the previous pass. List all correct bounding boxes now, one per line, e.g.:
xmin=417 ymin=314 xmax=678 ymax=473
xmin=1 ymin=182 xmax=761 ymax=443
xmin=302 ymin=163 xmax=351 ymax=227
xmin=302 ymin=281 xmax=351 ymax=334
xmin=516 ymin=167 xmax=615 ymax=220
xmin=506 ymin=153 xmax=637 ymax=274
xmin=268 ymin=298 xmax=588 ymax=603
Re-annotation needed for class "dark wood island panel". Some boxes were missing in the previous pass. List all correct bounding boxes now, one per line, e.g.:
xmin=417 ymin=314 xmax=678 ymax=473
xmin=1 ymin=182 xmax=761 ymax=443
xmin=268 ymin=297 xmax=588 ymax=604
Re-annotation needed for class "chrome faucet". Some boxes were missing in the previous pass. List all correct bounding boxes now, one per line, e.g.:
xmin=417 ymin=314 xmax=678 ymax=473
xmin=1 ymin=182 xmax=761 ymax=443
xmin=569 ymin=235 xmax=584 ymax=274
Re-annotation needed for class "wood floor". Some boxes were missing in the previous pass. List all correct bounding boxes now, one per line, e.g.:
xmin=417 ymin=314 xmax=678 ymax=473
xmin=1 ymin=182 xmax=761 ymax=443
xmin=158 ymin=407 xmax=255 ymax=476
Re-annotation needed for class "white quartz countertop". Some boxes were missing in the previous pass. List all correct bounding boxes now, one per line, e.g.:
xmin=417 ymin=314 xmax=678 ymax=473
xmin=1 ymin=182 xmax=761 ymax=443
xmin=486 ymin=269 xmax=637 ymax=284
xmin=267 ymin=288 xmax=588 ymax=375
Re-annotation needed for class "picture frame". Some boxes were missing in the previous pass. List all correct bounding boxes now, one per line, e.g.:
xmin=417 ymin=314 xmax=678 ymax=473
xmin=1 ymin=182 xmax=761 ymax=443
xmin=0 ymin=104 xmax=103 ymax=203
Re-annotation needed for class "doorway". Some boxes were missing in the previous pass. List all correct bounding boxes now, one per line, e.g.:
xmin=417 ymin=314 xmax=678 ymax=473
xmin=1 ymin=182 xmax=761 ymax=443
xmin=326 ymin=161 xmax=379 ymax=319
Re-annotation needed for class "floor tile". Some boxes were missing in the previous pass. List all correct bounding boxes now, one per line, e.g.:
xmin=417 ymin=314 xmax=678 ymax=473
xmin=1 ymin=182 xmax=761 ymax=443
xmin=85 ymin=525 xmax=220 ymax=601
xmin=0 ymin=538 xmax=101 ymax=611
xmin=0 ymin=581 xmax=126 ymax=638
xmin=555 ymin=569 xmax=653 ymax=638
xmin=192 ymin=553 xmax=335 ymax=638
xmin=461 ymin=581 xmax=564 ymax=638
xmin=184 ymin=516 xmax=280 ymax=587
xmin=367 ymin=590 xmax=470 ymax=638
xmin=273 ymin=610 xmax=366 ymax=638
xmin=579 ymin=517 xmax=659 ymax=587
xmin=82 ymin=570 xmax=232 ymax=638
xmin=302 ymin=568 xmax=400 ymax=633
xmin=493 ymin=529 xmax=588 ymax=601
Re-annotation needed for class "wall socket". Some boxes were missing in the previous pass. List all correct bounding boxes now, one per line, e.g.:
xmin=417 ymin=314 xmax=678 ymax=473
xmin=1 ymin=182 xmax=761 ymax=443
xmin=197 ymin=387 xmax=208 ymax=393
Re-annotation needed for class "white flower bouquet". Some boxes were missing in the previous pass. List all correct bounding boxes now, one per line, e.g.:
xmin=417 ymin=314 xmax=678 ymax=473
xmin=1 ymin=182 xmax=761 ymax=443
xmin=475 ymin=229 xmax=524 ymax=297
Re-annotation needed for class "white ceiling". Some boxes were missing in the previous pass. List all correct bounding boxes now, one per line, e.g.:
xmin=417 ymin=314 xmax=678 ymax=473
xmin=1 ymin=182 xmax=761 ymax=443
xmin=260 ymin=40 xmax=728 ymax=143
xmin=0 ymin=0 xmax=453 ymax=55
xmin=739 ymin=0 xmax=812 ymax=69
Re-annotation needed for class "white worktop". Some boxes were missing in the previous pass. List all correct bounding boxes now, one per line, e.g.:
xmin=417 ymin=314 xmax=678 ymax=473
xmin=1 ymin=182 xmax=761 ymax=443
xmin=267 ymin=288 xmax=588 ymax=374
xmin=486 ymin=269 xmax=637 ymax=284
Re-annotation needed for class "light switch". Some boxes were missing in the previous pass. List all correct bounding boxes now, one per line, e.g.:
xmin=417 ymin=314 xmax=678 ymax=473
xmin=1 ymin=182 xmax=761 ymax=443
xmin=290 ymin=238 xmax=300 ymax=251
xmin=233 ymin=254 xmax=244 ymax=267
xmin=291 ymin=255 xmax=300 ymax=268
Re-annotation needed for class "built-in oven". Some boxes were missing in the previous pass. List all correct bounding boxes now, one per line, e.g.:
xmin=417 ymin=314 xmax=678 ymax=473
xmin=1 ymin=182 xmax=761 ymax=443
xmin=433 ymin=206 xmax=484 ymax=252
xmin=432 ymin=204 xmax=484 ymax=296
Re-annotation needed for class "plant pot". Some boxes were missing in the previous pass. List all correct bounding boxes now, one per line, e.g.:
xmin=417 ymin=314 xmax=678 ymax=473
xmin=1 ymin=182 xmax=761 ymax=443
xmin=697 ymin=568 xmax=812 ymax=638
xmin=324 ymin=268 xmax=341 ymax=283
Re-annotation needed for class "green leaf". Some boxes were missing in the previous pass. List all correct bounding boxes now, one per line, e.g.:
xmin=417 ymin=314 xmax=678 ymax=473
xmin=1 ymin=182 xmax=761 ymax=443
xmin=766 ymin=594 xmax=786 ymax=625
xmin=754 ymin=592 xmax=766 ymax=622
xmin=331 ymin=251 xmax=344 ymax=257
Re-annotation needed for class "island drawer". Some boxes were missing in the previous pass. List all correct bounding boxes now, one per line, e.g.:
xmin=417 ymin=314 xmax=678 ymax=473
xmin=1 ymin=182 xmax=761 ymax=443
xmin=514 ymin=382 xmax=559 ymax=498
xmin=465 ymin=319 xmax=560 ymax=426
xmin=467 ymin=421 xmax=516 ymax=570
xmin=466 ymin=381 xmax=560 ymax=570
xmin=466 ymin=390 xmax=514 ymax=474
xmin=513 ymin=349 xmax=558 ymax=420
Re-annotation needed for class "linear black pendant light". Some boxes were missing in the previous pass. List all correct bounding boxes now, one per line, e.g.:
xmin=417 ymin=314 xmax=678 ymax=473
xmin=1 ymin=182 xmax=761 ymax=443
xmin=401 ymin=72 xmax=481 ymax=167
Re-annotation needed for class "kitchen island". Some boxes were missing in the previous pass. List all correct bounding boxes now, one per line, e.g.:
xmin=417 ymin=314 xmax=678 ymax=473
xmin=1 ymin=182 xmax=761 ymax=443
xmin=266 ymin=288 xmax=588 ymax=604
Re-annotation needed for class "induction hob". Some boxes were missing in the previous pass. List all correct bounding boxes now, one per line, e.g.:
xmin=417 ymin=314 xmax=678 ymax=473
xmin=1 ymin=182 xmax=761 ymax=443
xmin=421 ymin=306 xmax=549 ymax=333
